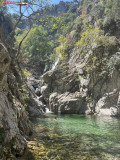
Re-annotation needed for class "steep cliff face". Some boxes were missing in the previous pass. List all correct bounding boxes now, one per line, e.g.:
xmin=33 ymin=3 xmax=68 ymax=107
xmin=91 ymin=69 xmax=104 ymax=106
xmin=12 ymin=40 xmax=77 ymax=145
xmin=68 ymin=38 xmax=120 ymax=116
xmin=39 ymin=0 xmax=120 ymax=116
xmin=40 ymin=62 xmax=86 ymax=114
xmin=40 ymin=37 xmax=120 ymax=116
xmin=0 ymin=43 xmax=32 ymax=158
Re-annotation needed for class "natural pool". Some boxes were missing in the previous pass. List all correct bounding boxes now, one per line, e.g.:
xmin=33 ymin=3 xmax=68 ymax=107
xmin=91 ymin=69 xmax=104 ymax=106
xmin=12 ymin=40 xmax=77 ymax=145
xmin=26 ymin=114 xmax=120 ymax=160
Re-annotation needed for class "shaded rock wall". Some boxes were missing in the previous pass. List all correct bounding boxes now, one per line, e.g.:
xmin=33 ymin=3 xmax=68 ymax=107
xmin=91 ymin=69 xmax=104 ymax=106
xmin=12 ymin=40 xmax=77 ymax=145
xmin=0 ymin=43 xmax=32 ymax=157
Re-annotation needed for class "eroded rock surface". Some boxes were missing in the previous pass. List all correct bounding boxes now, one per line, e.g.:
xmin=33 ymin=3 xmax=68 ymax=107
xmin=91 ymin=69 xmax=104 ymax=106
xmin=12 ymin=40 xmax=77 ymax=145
xmin=0 ymin=43 xmax=32 ymax=157
xmin=40 ymin=39 xmax=120 ymax=116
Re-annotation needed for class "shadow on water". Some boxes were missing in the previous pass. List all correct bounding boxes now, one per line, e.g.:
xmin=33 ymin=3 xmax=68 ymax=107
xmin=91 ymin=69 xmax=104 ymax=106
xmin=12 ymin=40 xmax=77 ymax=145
xmin=17 ymin=149 xmax=36 ymax=160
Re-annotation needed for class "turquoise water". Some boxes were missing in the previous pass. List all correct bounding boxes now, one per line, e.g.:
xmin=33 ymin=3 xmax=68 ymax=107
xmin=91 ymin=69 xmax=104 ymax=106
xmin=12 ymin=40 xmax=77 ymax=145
xmin=31 ymin=114 xmax=120 ymax=160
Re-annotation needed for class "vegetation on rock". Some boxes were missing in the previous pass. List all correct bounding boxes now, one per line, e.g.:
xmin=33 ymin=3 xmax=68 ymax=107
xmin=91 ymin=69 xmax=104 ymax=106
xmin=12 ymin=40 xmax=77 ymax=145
xmin=0 ymin=0 xmax=120 ymax=159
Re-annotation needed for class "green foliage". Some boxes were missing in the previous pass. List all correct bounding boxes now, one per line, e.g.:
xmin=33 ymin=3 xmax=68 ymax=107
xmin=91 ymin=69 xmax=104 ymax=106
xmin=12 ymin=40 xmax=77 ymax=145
xmin=39 ymin=12 xmax=76 ymax=35
xmin=76 ymin=25 xmax=104 ymax=72
xmin=76 ymin=25 xmax=104 ymax=52
xmin=56 ymin=43 xmax=68 ymax=60
xmin=56 ymin=35 xmax=73 ymax=61
xmin=103 ymin=0 xmax=120 ymax=26
xmin=79 ymin=0 xmax=87 ymax=9
xmin=95 ymin=19 xmax=103 ymax=28
xmin=12 ymin=2 xmax=77 ymax=67
xmin=4 ymin=57 xmax=9 ymax=64
xmin=98 ymin=36 xmax=117 ymax=49
xmin=15 ymin=27 xmax=22 ymax=36
xmin=21 ymin=25 xmax=53 ymax=64
xmin=23 ymin=68 xmax=32 ymax=78
xmin=14 ymin=29 xmax=28 ymax=48
xmin=107 ymin=52 xmax=120 ymax=72
xmin=49 ymin=51 xmax=58 ymax=63
xmin=19 ymin=84 xmax=30 ymax=108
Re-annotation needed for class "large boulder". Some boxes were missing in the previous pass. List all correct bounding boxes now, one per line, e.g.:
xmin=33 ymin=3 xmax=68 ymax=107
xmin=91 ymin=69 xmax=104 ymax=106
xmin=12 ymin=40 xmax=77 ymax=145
xmin=27 ymin=94 xmax=45 ymax=117
xmin=49 ymin=92 xmax=86 ymax=114
xmin=95 ymin=89 xmax=120 ymax=116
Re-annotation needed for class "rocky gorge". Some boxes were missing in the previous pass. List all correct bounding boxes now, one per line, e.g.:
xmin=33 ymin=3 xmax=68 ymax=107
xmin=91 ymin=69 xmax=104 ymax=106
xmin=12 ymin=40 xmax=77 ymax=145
xmin=0 ymin=0 xmax=120 ymax=159
xmin=29 ymin=0 xmax=120 ymax=117
xmin=39 ymin=39 xmax=120 ymax=116
xmin=28 ymin=35 xmax=120 ymax=117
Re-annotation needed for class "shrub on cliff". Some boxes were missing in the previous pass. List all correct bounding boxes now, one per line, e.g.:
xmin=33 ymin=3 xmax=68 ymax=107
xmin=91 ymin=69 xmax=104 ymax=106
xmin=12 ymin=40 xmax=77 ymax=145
xmin=56 ymin=34 xmax=73 ymax=61
xmin=76 ymin=25 xmax=104 ymax=51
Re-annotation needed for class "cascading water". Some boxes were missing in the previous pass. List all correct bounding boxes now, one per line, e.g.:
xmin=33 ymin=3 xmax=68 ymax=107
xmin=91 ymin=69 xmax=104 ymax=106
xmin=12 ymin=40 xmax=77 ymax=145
xmin=52 ymin=58 xmax=59 ymax=70
xmin=45 ymin=108 xmax=53 ymax=113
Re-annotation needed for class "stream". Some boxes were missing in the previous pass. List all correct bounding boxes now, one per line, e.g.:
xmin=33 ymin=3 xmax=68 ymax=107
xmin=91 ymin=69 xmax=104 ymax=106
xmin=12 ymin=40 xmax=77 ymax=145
xmin=24 ymin=114 xmax=120 ymax=160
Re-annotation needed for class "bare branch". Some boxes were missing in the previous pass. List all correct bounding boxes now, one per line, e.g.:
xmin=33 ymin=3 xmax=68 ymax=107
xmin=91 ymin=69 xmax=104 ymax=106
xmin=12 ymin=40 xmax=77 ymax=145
xmin=6 ymin=14 xmax=23 ymax=42
xmin=16 ymin=27 xmax=31 ymax=60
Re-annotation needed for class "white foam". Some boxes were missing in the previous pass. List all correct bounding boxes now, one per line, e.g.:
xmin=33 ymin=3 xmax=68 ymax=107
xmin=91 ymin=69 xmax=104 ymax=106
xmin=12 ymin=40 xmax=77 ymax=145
xmin=46 ymin=108 xmax=53 ymax=113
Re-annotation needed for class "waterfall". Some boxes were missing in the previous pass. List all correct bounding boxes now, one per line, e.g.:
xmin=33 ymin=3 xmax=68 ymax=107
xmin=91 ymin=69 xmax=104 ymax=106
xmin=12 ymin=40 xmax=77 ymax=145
xmin=46 ymin=108 xmax=53 ymax=113
xmin=52 ymin=58 xmax=59 ymax=70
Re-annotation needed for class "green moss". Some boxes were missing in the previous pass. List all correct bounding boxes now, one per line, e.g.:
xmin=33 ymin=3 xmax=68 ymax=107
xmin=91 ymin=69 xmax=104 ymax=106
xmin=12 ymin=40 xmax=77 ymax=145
xmin=4 ymin=57 xmax=9 ymax=64
xmin=0 ymin=147 xmax=4 ymax=159
xmin=0 ymin=128 xmax=5 ymax=145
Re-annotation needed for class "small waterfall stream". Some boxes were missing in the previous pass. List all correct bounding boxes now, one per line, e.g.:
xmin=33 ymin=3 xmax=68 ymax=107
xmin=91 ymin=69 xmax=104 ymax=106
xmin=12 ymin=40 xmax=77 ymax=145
xmin=45 ymin=108 xmax=53 ymax=113
xmin=52 ymin=58 xmax=59 ymax=70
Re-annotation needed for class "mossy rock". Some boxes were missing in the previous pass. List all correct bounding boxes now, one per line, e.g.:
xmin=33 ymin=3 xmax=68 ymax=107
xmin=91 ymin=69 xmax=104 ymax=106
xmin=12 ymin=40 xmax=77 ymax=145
xmin=4 ymin=57 xmax=9 ymax=64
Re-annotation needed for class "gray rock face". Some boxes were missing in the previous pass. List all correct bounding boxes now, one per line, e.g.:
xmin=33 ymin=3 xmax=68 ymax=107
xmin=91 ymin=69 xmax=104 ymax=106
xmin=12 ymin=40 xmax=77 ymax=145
xmin=40 ymin=61 xmax=87 ymax=114
xmin=35 ymin=88 xmax=41 ymax=97
xmin=0 ymin=43 xmax=10 ymax=90
xmin=95 ymin=89 xmax=120 ymax=116
xmin=0 ymin=43 xmax=32 ymax=156
xmin=39 ymin=36 xmax=120 ymax=116
xmin=49 ymin=92 xmax=85 ymax=114
xmin=28 ymin=94 xmax=44 ymax=117
xmin=26 ymin=75 xmax=45 ymax=117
